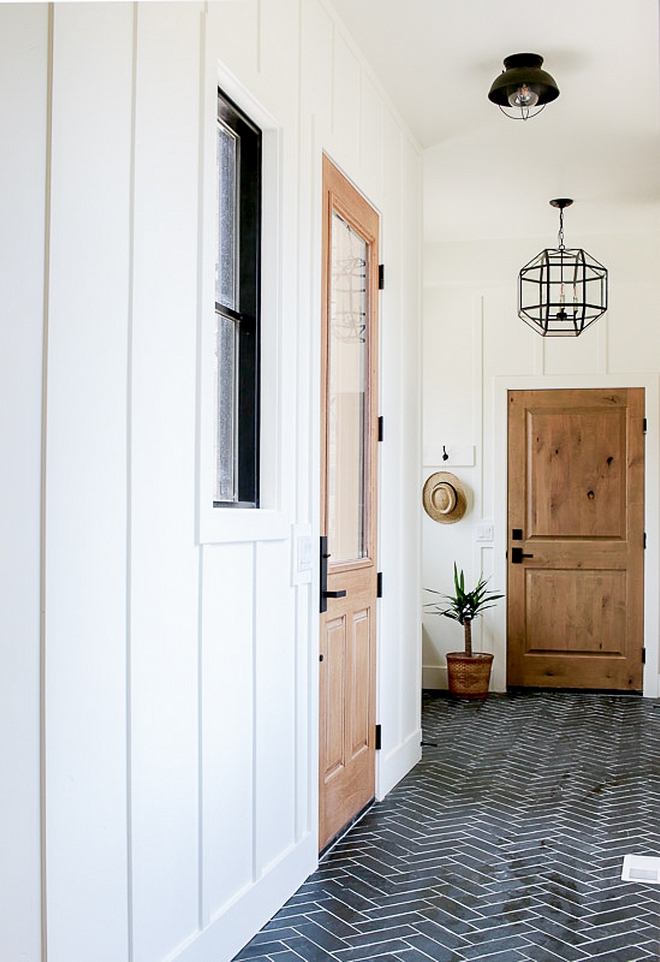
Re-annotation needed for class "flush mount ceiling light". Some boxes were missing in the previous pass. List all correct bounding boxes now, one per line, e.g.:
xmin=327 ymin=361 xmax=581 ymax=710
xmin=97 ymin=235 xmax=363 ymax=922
xmin=488 ymin=53 xmax=559 ymax=120
xmin=518 ymin=199 xmax=608 ymax=337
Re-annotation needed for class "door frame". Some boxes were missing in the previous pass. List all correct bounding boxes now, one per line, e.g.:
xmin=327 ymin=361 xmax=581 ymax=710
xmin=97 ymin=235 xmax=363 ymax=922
xmin=492 ymin=373 xmax=660 ymax=697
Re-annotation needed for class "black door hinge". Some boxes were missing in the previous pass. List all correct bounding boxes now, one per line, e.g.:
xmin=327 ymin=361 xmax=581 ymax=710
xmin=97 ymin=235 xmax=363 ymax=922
xmin=644 ymin=418 xmax=648 ymax=433
xmin=644 ymin=532 xmax=647 ymax=549
xmin=642 ymin=647 xmax=646 ymax=664
xmin=378 ymin=264 xmax=385 ymax=290
xmin=377 ymin=572 xmax=383 ymax=598
xmin=375 ymin=724 xmax=382 ymax=750
xmin=378 ymin=416 xmax=384 ymax=442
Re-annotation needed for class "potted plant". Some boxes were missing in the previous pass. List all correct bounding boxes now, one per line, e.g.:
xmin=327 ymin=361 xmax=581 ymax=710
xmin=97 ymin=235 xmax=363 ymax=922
xmin=426 ymin=563 xmax=503 ymax=700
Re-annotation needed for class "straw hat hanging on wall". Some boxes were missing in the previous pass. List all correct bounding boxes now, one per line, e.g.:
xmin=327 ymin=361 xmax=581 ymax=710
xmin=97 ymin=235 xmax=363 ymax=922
xmin=422 ymin=472 xmax=467 ymax=524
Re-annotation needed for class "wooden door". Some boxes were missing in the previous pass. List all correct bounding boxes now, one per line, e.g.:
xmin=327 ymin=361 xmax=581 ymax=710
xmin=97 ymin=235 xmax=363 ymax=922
xmin=507 ymin=388 xmax=645 ymax=690
xmin=319 ymin=156 xmax=379 ymax=851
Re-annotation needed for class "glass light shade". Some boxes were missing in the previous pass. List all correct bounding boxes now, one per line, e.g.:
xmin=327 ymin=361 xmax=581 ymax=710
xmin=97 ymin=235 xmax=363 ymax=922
xmin=508 ymin=84 xmax=539 ymax=109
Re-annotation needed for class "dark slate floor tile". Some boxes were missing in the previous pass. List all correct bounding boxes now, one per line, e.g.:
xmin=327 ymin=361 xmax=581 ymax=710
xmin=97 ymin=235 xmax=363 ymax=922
xmin=403 ymin=933 xmax=470 ymax=962
xmin=291 ymin=921 xmax=351 ymax=953
xmin=235 ymin=941 xmax=290 ymax=960
xmin=281 ymin=935 xmax=339 ymax=962
xmin=233 ymin=692 xmax=660 ymax=962
xmin=302 ymin=910 xmax=362 ymax=939
xmin=332 ymin=939 xmax=417 ymax=961
xmin=393 ymin=950 xmax=464 ymax=962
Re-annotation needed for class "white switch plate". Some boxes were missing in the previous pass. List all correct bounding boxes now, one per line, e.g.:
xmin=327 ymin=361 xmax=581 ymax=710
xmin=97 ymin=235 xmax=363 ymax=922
xmin=292 ymin=524 xmax=313 ymax=585
xmin=477 ymin=522 xmax=494 ymax=542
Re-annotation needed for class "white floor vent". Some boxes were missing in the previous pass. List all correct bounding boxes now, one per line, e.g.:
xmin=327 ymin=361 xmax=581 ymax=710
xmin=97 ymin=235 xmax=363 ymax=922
xmin=621 ymin=854 xmax=660 ymax=884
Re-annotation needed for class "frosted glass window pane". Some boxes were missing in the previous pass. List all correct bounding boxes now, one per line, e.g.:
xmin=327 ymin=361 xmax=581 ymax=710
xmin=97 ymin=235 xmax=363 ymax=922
xmin=216 ymin=121 xmax=238 ymax=310
xmin=327 ymin=212 xmax=369 ymax=562
xmin=215 ymin=313 xmax=237 ymax=502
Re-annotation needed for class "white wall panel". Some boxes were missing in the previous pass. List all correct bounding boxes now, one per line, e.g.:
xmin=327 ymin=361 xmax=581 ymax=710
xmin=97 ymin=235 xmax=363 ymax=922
xmin=254 ymin=539 xmax=297 ymax=871
xmin=259 ymin=0 xmax=299 ymax=124
xmin=209 ymin=0 xmax=259 ymax=86
xmin=0 ymin=7 xmax=48 ymax=962
xmin=44 ymin=5 xmax=133 ymax=959
xmin=359 ymin=72 xmax=384 ymax=200
xmin=543 ymin=323 xmax=601 ymax=376
xmin=331 ymin=30 xmax=361 ymax=173
xmin=130 ymin=6 xmax=202 ymax=961
xmin=201 ymin=543 xmax=255 ymax=920
xmin=300 ymin=0 xmax=333 ymax=123
xmin=398 ymin=136 xmax=423 ymax=739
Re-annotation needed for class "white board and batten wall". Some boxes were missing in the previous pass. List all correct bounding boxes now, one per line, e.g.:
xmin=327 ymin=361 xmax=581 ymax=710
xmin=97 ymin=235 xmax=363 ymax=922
xmin=0 ymin=3 xmax=422 ymax=962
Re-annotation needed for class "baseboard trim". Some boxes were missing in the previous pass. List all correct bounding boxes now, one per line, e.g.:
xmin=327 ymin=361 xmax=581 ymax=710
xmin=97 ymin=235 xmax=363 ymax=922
xmin=376 ymin=727 xmax=422 ymax=800
xmin=422 ymin=664 xmax=447 ymax=690
xmin=172 ymin=834 xmax=317 ymax=962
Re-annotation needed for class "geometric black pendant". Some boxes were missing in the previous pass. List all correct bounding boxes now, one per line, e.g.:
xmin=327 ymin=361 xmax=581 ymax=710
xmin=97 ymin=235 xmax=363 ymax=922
xmin=518 ymin=199 xmax=608 ymax=336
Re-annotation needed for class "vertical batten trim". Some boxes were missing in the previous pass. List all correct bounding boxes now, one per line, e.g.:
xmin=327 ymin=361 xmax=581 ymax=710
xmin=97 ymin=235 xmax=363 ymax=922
xmin=357 ymin=65 xmax=363 ymax=171
xmin=125 ymin=5 xmax=138 ymax=960
xmin=196 ymin=2 xmax=208 ymax=933
xmin=330 ymin=21 xmax=335 ymax=137
xmin=251 ymin=541 xmax=259 ymax=882
xmin=473 ymin=294 xmax=485 ymax=648
xmin=256 ymin=0 xmax=262 ymax=75
xmin=196 ymin=549 xmax=205 ymax=929
xmin=40 ymin=7 xmax=55 ymax=960
xmin=598 ymin=312 xmax=609 ymax=374
xmin=294 ymin=0 xmax=303 ymax=846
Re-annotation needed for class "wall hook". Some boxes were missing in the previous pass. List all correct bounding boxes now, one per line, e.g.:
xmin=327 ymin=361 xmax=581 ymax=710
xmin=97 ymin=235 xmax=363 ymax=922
xmin=442 ymin=445 xmax=449 ymax=461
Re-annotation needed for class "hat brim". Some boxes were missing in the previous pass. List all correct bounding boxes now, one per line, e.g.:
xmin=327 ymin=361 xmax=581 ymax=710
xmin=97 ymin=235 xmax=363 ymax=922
xmin=422 ymin=471 xmax=468 ymax=524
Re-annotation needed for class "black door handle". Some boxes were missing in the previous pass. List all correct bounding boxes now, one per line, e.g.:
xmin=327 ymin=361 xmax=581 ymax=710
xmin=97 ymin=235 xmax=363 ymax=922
xmin=324 ymin=590 xmax=347 ymax=599
xmin=511 ymin=546 xmax=534 ymax=564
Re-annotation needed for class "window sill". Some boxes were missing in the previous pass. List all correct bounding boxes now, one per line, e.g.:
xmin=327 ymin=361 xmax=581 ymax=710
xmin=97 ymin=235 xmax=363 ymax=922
xmin=198 ymin=508 xmax=289 ymax=544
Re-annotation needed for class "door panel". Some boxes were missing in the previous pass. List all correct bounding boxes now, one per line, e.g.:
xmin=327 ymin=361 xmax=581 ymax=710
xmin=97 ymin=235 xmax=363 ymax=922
xmin=508 ymin=388 xmax=644 ymax=690
xmin=319 ymin=156 xmax=379 ymax=851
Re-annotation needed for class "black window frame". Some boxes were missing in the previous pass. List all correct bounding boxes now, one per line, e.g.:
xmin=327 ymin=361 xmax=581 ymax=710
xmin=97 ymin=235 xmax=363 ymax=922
xmin=214 ymin=88 xmax=262 ymax=508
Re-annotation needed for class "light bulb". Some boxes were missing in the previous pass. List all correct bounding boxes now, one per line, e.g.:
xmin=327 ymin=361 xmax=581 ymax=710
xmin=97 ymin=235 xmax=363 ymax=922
xmin=508 ymin=84 xmax=539 ymax=109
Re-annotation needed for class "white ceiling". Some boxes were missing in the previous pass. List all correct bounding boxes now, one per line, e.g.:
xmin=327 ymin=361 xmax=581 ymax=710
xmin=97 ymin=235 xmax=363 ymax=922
xmin=330 ymin=0 xmax=660 ymax=243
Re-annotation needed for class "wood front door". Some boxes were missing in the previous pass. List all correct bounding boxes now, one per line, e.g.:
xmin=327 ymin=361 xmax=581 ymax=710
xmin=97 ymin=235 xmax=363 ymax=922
xmin=319 ymin=156 xmax=379 ymax=851
xmin=507 ymin=388 xmax=645 ymax=691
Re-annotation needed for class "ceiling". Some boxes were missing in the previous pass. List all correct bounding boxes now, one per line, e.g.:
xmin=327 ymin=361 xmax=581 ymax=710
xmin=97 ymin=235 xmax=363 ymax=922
xmin=330 ymin=0 xmax=660 ymax=243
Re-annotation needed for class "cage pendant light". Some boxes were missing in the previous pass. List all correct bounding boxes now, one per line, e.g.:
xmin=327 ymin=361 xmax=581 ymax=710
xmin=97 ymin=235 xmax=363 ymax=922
xmin=518 ymin=199 xmax=608 ymax=337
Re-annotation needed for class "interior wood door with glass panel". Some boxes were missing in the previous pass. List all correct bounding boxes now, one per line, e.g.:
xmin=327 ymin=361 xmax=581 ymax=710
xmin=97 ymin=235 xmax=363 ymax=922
xmin=319 ymin=156 xmax=379 ymax=851
xmin=507 ymin=388 xmax=645 ymax=690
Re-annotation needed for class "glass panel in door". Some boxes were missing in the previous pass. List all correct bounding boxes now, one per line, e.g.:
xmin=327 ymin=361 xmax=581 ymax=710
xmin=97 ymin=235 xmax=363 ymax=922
xmin=327 ymin=211 xmax=370 ymax=563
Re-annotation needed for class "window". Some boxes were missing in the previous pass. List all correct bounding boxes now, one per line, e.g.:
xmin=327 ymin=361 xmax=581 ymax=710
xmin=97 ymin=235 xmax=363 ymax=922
xmin=214 ymin=89 xmax=261 ymax=507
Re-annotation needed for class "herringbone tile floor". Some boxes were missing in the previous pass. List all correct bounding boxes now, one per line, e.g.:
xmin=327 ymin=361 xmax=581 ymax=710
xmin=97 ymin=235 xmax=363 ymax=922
xmin=234 ymin=691 xmax=660 ymax=961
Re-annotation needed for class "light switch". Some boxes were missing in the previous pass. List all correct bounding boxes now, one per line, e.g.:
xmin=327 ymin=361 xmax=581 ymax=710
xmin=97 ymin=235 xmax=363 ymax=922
xmin=477 ymin=522 xmax=494 ymax=542
xmin=297 ymin=535 xmax=313 ymax=572
xmin=291 ymin=524 xmax=313 ymax=585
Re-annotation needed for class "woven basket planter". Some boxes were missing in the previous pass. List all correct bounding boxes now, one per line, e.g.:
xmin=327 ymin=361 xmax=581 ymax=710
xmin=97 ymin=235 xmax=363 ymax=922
xmin=446 ymin=651 xmax=494 ymax=700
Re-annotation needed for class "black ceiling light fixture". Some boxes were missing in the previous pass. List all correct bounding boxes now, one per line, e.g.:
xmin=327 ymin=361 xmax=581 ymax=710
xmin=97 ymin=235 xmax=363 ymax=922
xmin=518 ymin=199 xmax=608 ymax=337
xmin=488 ymin=53 xmax=560 ymax=120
